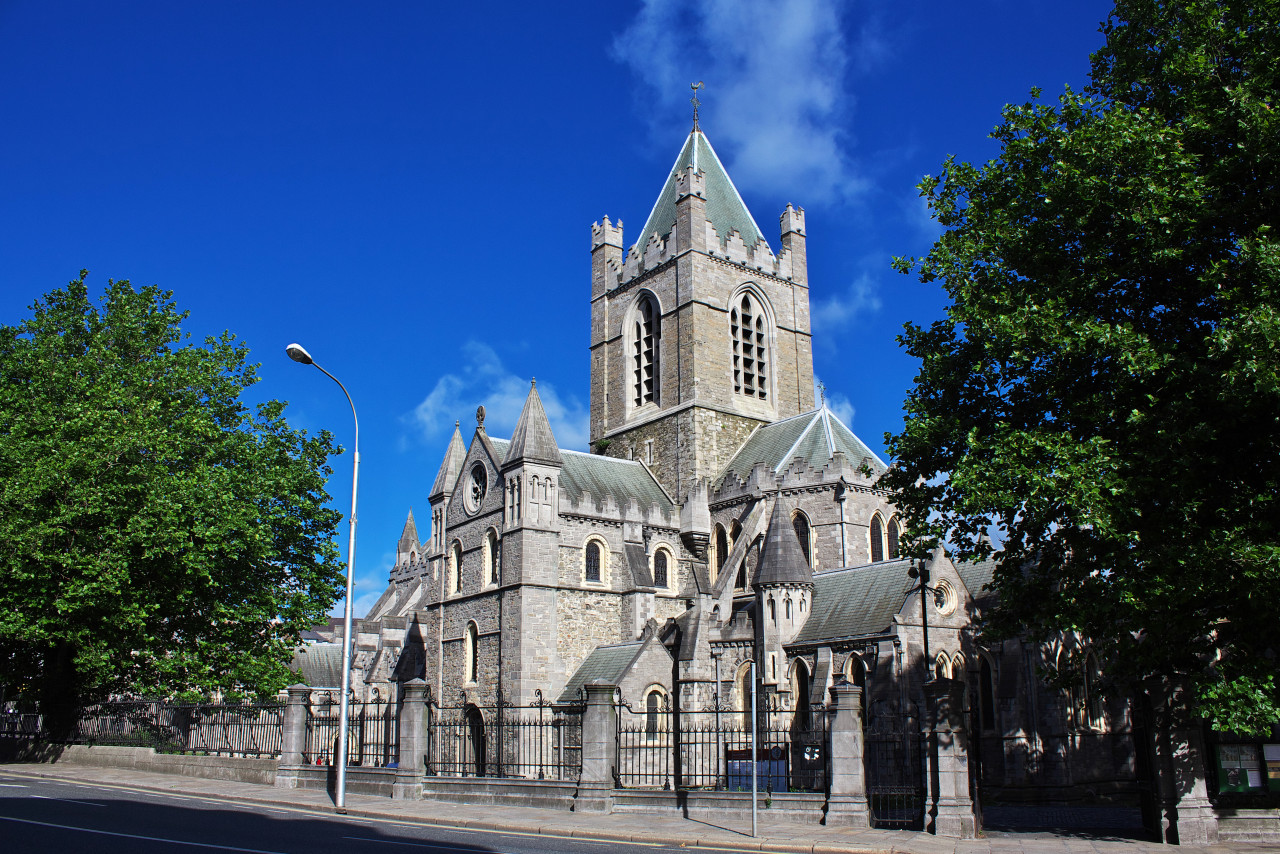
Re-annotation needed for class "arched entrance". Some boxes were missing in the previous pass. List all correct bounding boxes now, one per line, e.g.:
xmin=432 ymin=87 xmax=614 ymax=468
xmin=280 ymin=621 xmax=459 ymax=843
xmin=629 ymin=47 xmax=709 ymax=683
xmin=464 ymin=704 xmax=487 ymax=777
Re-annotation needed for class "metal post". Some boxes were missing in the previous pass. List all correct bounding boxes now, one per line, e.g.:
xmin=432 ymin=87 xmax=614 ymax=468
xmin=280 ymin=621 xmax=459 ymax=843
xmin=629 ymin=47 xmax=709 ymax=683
xmin=751 ymin=660 xmax=758 ymax=838
xmin=286 ymin=344 xmax=359 ymax=813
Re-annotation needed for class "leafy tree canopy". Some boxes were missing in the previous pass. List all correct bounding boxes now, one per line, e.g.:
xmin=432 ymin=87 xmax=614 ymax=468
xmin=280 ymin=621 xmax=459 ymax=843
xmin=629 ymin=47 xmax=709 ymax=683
xmin=885 ymin=0 xmax=1278 ymax=732
xmin=0 ymin=273 xmax=344 ymax=717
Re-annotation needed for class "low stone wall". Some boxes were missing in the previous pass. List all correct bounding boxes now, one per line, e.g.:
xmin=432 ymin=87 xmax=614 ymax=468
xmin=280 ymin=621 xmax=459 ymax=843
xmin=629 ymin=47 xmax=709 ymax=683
xmin=1217 ymin=808 xmax=1280 ymax=842
xmin=9 ymin=743 xmax=278 ymax=786
xmin=612 ymin=789 xmax=827 ymax=825
xmin=422 ymin=776 xmax=577 ymax=810
xmin=275 ymin=764 xmax=397 ymax=798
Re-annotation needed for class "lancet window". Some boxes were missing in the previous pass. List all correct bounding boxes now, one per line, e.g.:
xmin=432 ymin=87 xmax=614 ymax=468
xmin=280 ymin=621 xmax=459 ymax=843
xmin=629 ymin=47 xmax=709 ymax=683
xmin=632 ymin=295 xmax=659 ymax=407
xmin=731 ymin=292 xmax=768 ymax=399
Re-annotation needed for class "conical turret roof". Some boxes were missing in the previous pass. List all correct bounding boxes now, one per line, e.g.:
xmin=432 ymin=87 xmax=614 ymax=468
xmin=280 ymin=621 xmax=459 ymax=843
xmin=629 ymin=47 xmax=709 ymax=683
xmin=398 ymin=509 xmax=419 ymax=549
xmin=505 ymin=380 xmax=562 ymax=467
xmin=635 ymin=130 xmax=766 ymax=254
xmin=754 ymin=497 xmax=813 ymax=587
xmin=429 ymin=422 xmax=467 ymax=498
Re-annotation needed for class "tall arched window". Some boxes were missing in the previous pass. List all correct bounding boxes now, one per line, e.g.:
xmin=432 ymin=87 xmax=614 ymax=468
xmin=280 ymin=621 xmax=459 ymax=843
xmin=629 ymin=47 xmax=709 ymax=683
xmin=713 ymin=525 xmax=728 ymax=585
xmin=585 ymin=541 xmax=602 ymax=583
xmin=632 ymin=295 xmax=660 ymax=407
xmin=979 ymin=655 xmax=997 ymax=732
xmin=465 ymin=621 xmax=479 ymax=684
xmin=450 ymin=541 xmax=463 ymax=593
xmin=485 ymin=530 xmax=499 ymax=585
xmin=792 ymin=512 xmax=811 ymax=565
xmin=1085 ymin=653 xmax=1105 ymax=729
xmin=645 ymin=689 xmax=664 ymax=740
xmin=785 ymin=598 xmax=792 ymax=620
xmin=653 ymin=549 xmax=669 ymax=589
xmin=887 ymin=517 xmax=901 ymax=560
xmin=793 ymin=660 xmax=811 ymax=727
xmin=768 ymin=597 xmax=776 ymax=623
xmin=730 ymin=292 xmax=769 ymax=400
xmin=869 ymin=516 xmax=884 ymax=563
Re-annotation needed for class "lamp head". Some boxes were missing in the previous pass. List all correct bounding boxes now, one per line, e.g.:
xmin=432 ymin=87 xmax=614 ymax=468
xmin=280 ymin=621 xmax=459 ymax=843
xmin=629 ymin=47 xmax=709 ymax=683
xmin=285 ymin=343 xmax=314 ymax=365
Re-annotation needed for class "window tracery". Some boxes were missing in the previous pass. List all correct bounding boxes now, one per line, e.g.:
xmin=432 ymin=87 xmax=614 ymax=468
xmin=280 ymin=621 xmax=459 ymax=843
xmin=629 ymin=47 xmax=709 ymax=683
xmin=730 ymin=292 xmax=769 ymax=399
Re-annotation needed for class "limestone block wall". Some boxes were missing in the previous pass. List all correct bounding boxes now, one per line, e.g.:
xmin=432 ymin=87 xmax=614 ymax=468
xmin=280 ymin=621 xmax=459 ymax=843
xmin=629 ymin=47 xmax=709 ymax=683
xmin=556 ymin=589 xmax=624 ymax=690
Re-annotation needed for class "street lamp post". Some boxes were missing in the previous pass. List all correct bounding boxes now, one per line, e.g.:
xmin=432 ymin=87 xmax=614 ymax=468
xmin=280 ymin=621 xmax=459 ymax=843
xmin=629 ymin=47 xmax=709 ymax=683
xmin=286 ymin=343 xmax=359 ymax=813
xmin=907 ymin=558 xmax=937 ymax=686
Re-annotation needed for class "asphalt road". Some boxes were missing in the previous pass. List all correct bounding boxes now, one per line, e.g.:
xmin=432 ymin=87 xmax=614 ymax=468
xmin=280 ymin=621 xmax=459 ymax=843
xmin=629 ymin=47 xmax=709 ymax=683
xmin=0 ymin=773 xmax=721 ymax=854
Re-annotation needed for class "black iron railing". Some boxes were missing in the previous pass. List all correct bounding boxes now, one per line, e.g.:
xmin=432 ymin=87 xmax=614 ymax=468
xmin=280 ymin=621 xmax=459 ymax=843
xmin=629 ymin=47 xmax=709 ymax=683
xmin=425 ymin=689 xmax=583 ymax=780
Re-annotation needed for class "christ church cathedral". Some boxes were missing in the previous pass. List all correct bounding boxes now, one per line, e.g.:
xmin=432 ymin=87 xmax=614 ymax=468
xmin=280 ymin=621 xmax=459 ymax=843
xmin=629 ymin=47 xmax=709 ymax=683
xmin=300 ymin=124 xmax=1138 ymax=803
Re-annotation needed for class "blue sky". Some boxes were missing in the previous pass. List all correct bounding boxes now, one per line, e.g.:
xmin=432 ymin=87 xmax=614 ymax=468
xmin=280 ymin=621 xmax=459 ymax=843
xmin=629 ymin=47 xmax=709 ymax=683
xmin=0 ymin=1 xmax=1114 ymax=617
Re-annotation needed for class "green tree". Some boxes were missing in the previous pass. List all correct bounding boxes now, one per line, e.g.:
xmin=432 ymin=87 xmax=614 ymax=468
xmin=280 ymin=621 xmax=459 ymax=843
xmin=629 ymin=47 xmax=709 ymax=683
xmin=0 ymin=273 xmax=344 ymax=730
xmin=885 ymin=0 xmax=1279 ymax=732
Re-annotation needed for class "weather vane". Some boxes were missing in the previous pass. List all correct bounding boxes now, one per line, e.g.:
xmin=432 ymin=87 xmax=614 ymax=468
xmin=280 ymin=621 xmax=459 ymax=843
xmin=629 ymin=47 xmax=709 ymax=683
xmin=690 ymin=81 xmax=704 ymax=131
xmin=818 ymin=381 xmax=827 ymax=407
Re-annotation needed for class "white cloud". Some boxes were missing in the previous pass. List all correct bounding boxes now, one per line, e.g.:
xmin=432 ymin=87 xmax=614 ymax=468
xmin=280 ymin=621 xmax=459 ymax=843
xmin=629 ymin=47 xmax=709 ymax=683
xmin=811 ymin=270 xmax=882 ymax=334
xmin=813 ymin=373 xmax=857 ymax=426
xmin=407 ymin=341 xmax=590 ymax=452
xmin=613 ymin=0 xmax=875 ymax=204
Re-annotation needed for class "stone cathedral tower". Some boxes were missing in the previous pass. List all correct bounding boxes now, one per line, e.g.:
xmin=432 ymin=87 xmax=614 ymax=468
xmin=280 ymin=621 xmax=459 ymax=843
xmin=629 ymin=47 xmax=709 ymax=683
xmin=589 ymin=129 xmax=816 ymax=511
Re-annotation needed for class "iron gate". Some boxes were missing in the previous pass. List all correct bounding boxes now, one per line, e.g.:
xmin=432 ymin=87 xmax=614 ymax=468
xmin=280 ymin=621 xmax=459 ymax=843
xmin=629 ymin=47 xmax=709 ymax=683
xmin=864 ymin=700 xmax=925 ymax=830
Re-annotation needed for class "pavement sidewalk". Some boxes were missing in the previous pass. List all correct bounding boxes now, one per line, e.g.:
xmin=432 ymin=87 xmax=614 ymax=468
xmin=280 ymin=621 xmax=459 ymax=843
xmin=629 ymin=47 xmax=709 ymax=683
xmin=1 ymin=762 xmax=1276 ymax=854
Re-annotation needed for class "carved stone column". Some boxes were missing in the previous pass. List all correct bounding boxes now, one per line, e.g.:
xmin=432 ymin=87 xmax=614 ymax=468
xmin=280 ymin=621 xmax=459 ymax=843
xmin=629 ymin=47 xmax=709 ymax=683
xmin=926 ymin=678 xmax=977 ymax=838
xmin=825 ymin=678 xmax=871 ymax=826
xmin=393 ymin=679 xmax=428 ymax=800
xmin=274 ymin=684 xmax=310 ymax=788
xmin=574 ymin=682 xmax=618 ymax=814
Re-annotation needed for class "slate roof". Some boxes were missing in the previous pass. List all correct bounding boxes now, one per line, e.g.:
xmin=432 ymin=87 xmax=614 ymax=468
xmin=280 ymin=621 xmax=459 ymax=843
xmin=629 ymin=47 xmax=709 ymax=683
xmin=956 ymin=557 xmax=999 ymax=609
xmin=717 ymin=406 xmax=888 ymax=489
xmin=505 ymin=381 xmax=562 ymax=467
xmin=557 ymin=642 xmax=642 ymax=703
xmin=635 ymin=130 xmax=766 ymax=255
xmin=791 ymin=559 xmax=913 ymax=645
xmin=488 ymin=439 xmax=674 ymax=517
xmin=624 ymin=543 xmax=655 ymax=588
xmin=290 ymin=642 xmax=344 ymax=688
xmin=754 ymin=499 xmax=813 ymax=586
xmin=430 ymin=423 xmax=467 ymax=498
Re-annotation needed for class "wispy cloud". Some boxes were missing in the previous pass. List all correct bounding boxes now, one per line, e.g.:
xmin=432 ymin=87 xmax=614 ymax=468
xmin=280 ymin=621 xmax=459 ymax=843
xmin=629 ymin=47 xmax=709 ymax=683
xmin=814 ymin=373 xmax=856 ymax=426
xmin=613 ymin=0 xmax=877 ymax=205
xmin=407 ymin=341 xmax=590 ymax=452
xmin=811 ymin=270 xmax=882 ymax=335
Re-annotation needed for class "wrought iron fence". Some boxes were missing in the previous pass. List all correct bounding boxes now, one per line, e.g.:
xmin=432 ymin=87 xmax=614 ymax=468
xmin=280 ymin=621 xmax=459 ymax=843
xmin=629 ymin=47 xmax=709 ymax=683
xmin=616 ymin=693 xmax=828 ymax=793
xmin=2 ymin=699 xmax=285 ymax=758
xmin=864 ymin=700 xmax=925 ymax=830
xmin=425 ymin=689 xmax=584 ymax=780
xmin=303 ymin=694 xmax=398 ymax=767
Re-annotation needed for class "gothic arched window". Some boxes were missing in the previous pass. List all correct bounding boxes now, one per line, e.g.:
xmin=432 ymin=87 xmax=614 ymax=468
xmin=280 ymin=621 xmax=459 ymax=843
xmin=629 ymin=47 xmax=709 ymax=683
xmin=979 ymin=655 xmax=997 ymax=732
xmin=731 ymin=292 xmax=769 ymax=400
xmin=869 ymin=516 xmax=884 ymax=563
xmin=887 ymin=517 xmax=901 ymax=560
xmin=465 ymin=621 xmax=479 ymax=684
xmin=653 ymin=549 xmax=669 ymax=589
xmin=713 ymin=524 xmax=728 ymax=585
xmin=585 ymin=541 xmax=602 ymax=583
xmin=645 ymin=689 xmax=663 ymax=739
xmin=485 ymin=529 xmax=499 ymax=585
xmin=450 ymin=541 xmax=463 ymax=593
xmin=632 ymin=295 xmax=659 ymax=407
xmin=792 ymin=512 xmax=811 ymax=565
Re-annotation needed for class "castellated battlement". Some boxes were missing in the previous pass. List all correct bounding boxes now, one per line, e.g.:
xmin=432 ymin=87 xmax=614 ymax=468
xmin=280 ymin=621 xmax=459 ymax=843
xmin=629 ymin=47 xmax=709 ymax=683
xmin=608 ymin=213 xmax=802 ymax=289
xmin=561 ymin=488 xmax=676 ymax=528
xmin=674 ymin=165 xmax=706 ymax=200
xmin=712 ymin=448 xmax=880 ymax=506
xmin=780 ymin=203 xmax=805 ymax=236
xmin=591 ymin=215 xmax=624 ymax=250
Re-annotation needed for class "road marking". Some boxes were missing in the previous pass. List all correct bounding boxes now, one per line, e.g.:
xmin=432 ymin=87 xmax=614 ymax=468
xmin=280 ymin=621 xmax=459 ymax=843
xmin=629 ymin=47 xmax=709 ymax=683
xmin=0 ymin=783 xmax=29 ymax=788
xmin=0 ymin=815 xmax=290 ymax=853
xmin=342 ymin=837 xmax=518 ymax=853
xmin=30 ymin=794 xmax=105 ymax=806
